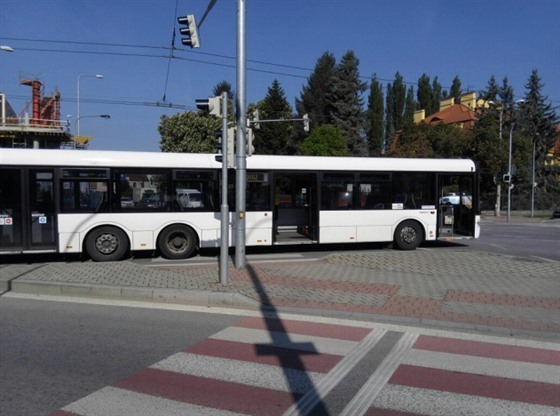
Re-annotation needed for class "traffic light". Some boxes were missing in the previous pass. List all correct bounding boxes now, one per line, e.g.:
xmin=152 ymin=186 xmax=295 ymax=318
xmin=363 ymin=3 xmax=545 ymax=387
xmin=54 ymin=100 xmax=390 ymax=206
xmin=303 ymin=113 xmax=310 ymax=132
xmin=503 ymin=173 xmax=511 ymax=183
xmin=177 ymin=15 xmax=200 ymax=48
xmin=196 ymin=96 xmax=221 ymax=116
xmin=216 ymin=128 xmax=235 ymax=167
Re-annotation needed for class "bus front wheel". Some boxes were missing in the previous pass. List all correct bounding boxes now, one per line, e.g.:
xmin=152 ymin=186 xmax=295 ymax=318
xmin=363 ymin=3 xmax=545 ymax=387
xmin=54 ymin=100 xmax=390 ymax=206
xmin=394 ymin=220 xmax=423 ymax=250
xmin=158 ymin=225 xmax=197 ymax=259
xmin=85 ymin=226 xmax=129 ymax=262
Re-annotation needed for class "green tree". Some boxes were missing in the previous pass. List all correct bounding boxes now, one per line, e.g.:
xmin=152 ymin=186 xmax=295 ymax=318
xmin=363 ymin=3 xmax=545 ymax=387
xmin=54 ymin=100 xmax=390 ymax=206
xmin=403 ymin=85 xmax=416 ymax=132
xmin=393 ymin=72 xmax=406 ymax=132
xmin=449 ymin=75 xmax=462 ymax=103
xmin=253 ymin=79 xmax=293 ymax=155
xmin=298 ymin=125 xmax=348 ymax=156
xmin=520 ymin=69 xmax=559 ymax=208
xmin=417 ymin=74 xmax=433 ymax=115
xmin=159 ymin=111 xmax=221 ymax=153
xmin=431 ymin=76 xmax=442 ymax=112
xmin=385 ymin=81 xmax=395 ymax=151
xmin=365 ymin=74 xmax=384 ymax=156
xmin=296 ymin=52 xmax=336 ymax=130
xmin=328 ymin=50 xmax=367 ymax=155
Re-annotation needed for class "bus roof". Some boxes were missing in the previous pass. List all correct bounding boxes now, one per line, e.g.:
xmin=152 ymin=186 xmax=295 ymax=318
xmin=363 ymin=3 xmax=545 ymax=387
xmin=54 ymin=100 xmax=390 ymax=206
xmin=1 ymin=148 xmax=476 ymax=173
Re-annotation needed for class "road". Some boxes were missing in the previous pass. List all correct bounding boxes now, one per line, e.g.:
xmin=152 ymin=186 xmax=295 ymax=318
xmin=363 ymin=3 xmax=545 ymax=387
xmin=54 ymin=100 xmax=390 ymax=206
xmin=0 ymin=297 xmax=240 ymax=416
xmin=1 ymin=296 xmax=558 ymax=416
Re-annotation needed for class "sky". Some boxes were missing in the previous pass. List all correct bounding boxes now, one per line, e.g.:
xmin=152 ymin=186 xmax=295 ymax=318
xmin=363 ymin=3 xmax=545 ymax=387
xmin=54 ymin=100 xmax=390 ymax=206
xmin=1 ymin=0 xmax=559 ymax=152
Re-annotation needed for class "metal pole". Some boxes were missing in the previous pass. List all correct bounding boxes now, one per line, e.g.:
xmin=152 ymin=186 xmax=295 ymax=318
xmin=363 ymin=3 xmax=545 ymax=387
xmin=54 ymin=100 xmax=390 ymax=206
xmin=531 ymin=138 xmax=535 ymax=218
xmin=496 ymin=107 xmax=503 ymax=216
xmin=507 ymin=123 xmax=514 ymax=223
xmin=235 ymin=0 xmax=247 ymax=269
xmin=220 ymin=92 xmax=229 ymax=284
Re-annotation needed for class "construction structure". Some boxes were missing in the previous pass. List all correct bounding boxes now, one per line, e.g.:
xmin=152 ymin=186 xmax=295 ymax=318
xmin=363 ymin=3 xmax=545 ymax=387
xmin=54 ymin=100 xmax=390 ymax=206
xmin=0 ymin=79 xmax=73 ymax=149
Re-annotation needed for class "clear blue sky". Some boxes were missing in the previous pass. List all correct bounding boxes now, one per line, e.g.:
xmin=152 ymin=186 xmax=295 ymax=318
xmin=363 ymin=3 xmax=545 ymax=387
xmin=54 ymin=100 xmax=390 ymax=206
xmin=1 ymin=0 xmax=558 ymax=152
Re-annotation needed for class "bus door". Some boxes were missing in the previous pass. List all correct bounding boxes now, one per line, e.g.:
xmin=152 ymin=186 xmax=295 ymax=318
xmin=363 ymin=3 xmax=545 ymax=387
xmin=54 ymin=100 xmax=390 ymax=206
xmin=26 ymin=169 xmax=57 ymax=252
xmin=0 ymin=169 xmax=24 ymax=253
xmin=273 ymin=172 xmax=318 ymax=244
xmin=437 ymin=173 xmax=475 ymax=238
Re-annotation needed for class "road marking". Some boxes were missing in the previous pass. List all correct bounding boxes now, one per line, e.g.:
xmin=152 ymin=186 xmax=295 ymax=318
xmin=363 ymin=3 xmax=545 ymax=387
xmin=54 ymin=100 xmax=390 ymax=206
xmin=339 ymin=332 xmax=419 ymax=416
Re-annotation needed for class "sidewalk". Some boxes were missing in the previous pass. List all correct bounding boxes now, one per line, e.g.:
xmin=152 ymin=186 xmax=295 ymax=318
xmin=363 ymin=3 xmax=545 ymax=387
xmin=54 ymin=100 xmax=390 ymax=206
xmin=2 ymin=244 xmax=559 ymax=341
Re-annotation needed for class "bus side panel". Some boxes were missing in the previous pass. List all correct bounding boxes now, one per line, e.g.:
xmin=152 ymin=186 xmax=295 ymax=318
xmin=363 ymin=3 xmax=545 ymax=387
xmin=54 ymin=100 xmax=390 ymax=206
xmin=57 ymin=213 xmax=220 ymax=253
xmin=319 ymin=210 xmax=437 ymax=244
xmin=245 ymin=211 xmax=273 ymax=246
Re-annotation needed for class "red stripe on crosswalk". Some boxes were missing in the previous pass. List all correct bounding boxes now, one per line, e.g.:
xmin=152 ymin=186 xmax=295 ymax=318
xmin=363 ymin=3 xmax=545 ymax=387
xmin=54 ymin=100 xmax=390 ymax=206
xmin=185 ymin=338 xmax=341 ymax=373
xmin=235 ymin=316 xmax=372 ymax=341
xmin=414 ymin=335 xmax=560 ymax=365
xmin=49 ymin=411 xmax=83 ymax=416
xmin=115 ymin=368 xmax=298 ymax=416
xmin=390 ymin=365 xmax=560 ymax=407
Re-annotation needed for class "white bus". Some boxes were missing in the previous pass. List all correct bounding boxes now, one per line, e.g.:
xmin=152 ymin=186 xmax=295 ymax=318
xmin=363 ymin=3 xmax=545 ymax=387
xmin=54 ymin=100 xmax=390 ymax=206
xmin=0 ymin=148 xmax=480 ymax=261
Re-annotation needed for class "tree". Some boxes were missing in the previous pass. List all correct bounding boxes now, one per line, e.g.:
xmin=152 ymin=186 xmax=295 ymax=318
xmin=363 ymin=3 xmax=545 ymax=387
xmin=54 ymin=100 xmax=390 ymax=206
xmin=520 ymin=69 xmax=559 ymax=208
xmin=480 ymin=75 xmax=500 ymax=102
xmin=296 ymin=52 xmax=336 ymax=130
xmin=403 ymin=85 xmax=416 ymax=132
xmin=365 ymin=74 xmax=384 ymax=156
xmin=159 ymin=111 xmax=221 ymax=153
xmin=253 ymin=79 xmax=293 ymax=155
xmin=298 ymin=125 xmax=349 ymax=156
xmin=417 ymin=74 xmax=433 ymax=116
xmin=431 ymin=76 xmax=442 ymax=112
xmin=449 ymin=75 xmax=462 ymax=103
xmin=393 ymin=72 xmax=406 ymax=132
xmin=385 ymin=81 xmax=395 ymax=151
xmin=328 ymin=50 xmax=367 ymax=155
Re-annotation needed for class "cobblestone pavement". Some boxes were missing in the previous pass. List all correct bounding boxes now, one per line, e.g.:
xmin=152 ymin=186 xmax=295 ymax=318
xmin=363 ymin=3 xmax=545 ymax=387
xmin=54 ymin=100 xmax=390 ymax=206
xmin=2 ymin=246 xmax=559 ymax=340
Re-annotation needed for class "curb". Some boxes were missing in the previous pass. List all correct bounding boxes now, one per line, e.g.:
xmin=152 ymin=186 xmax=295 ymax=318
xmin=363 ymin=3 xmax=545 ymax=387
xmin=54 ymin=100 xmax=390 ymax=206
xmin=10 ymin=280 xmax=261 ymax=310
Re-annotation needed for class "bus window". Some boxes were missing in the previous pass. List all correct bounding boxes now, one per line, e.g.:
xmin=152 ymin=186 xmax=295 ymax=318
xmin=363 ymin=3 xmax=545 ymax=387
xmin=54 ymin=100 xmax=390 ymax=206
xmin=321 ymin=173 xmax=355 ymax=210
xmin=246 ymin=171 xmax=270 ymax=211
xmin=61 ymin=181 xmax=109 ymax=212
xmin=172 ymin=170 xmax=217 ymax=212
xmin=116 ymin=170 xmax=169 ymax=211
xmin=393 ymin=172 xmax=435 ymax=209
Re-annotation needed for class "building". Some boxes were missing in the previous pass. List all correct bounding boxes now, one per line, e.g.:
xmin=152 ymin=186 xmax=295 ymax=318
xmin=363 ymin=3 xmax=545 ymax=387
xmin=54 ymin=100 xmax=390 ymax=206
xmin=0 ymin=79 xmax=72 ymax=149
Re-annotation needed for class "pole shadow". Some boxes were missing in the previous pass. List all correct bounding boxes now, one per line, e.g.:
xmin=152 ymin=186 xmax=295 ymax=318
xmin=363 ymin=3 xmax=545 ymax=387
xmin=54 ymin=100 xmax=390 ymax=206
xmin=246 ymin=263 xmax=330 ymax=415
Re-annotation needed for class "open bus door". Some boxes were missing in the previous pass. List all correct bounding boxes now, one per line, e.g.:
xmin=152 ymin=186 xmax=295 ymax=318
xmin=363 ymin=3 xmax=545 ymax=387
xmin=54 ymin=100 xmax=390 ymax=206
xmin=0 ymin=169 xmax=57 ymax=254
xmin=273 ymin=172 xmax=318 ymax=244
xmin=437 ymin=173 xmax=476 ymax=239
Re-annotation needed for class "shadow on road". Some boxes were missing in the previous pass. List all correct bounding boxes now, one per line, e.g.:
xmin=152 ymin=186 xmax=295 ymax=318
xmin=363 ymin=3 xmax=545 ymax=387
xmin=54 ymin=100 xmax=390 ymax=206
xmin=246 ymin=263 xmax=330 ymax=415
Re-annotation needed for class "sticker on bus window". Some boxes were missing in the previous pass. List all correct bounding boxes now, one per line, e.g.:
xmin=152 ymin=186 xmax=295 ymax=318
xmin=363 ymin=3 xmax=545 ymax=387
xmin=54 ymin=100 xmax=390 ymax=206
xmin=392 ymin=203 xmax=403 ymax=210
xmin=0 ymin=217 xmax=13 ymax=225
xmin=39 ymin=216 xmax=48 ymax=224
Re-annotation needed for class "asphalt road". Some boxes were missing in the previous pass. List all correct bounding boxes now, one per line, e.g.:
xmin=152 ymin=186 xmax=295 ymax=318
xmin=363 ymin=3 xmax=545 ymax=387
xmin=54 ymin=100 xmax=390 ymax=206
xmin=0 ymin=297 xmax=240 ymax=416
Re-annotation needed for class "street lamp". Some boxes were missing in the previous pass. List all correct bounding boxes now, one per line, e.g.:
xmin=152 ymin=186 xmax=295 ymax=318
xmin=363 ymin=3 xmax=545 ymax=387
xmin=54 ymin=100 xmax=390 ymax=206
xmin=77 ymin=74 xmax=103 ymax=139
xmin=73 ymin=114 xmax=110 ymax=149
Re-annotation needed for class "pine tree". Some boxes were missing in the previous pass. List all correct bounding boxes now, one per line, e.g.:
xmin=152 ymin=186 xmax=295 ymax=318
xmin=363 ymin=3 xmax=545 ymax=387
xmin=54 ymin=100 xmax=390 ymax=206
xmin=393 ymin=72 xmax=406 ymax=131
xmin=385 ymin=82 xmax=395 ymax=151
xmin=296 ymin=52 xmax=336 ymax=129
xmin=417 ymin=74 xmax=433 ymax=115
xmin=253 ymin=79 xmax=293 ymax=155
xmin=328 ymin=50 xmax=367 ymax=155
xmin=520 ymin=69 xmax=559 ymax=208
xmin=431 ymin=76 xmax=442 ymax=112
xmin=480 ymin=75 xmax=500 ymax=102
xmin=449 ymin=76 xmax=462 ymax=103
xmin=365 ymin=74 xmax=384 ymax=156
xmin=403 ymin=86 xmax=416 ymax=131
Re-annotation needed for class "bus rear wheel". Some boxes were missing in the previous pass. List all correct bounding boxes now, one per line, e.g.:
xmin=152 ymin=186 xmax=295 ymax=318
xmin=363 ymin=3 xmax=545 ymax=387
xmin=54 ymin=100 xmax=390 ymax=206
xmin=394 ymin=220 xmax=423 ymax=250
xmin=85 ymin=226 xmax=129 ymax=262
xmin=158 ymin=225 xmax=197 ymax=259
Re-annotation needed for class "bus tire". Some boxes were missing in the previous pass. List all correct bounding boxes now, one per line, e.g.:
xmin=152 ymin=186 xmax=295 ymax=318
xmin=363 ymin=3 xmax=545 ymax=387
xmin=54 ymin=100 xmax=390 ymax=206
xmin=158 ymin=224 xmax=197 ymax=259
xmin=394 ymin=220 xmax=423 ymax=250
xmin=85 ymin=226 xmax=129 ymax=262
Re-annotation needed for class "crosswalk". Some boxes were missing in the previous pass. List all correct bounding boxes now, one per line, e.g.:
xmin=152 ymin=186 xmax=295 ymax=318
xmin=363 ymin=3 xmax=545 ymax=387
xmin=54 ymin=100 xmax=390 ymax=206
xmin=50 ymin=316 xmax=560 ymax=416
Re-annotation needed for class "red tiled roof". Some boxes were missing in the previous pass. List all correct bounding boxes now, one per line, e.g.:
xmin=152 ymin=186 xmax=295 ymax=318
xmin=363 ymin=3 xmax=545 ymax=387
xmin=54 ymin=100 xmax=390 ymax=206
xmin=422 ymin=103 xmax=477 ymax=127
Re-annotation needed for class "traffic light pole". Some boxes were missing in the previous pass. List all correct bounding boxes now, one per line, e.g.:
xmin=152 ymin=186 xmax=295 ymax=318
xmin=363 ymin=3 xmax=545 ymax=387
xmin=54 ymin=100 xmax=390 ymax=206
xmin=219 ymin=92 xmax=229 ymax=284
xmin=235 ymin=0 xmax=247 ymax=269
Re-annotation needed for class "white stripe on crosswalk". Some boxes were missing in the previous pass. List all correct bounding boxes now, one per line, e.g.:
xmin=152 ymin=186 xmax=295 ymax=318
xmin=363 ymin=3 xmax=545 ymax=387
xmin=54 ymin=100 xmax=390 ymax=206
xmin=402 ymin=349 xmax=560 ymax=384
xmin=63 ymin=386 xmax=246 ymax=416
xmin=152 ymin=352 xmax=324 ymax=393
xmin=210 ymin=326 xmax=360 ymax=356
xmin=372 ymin=384 xmax=560 ymax=416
